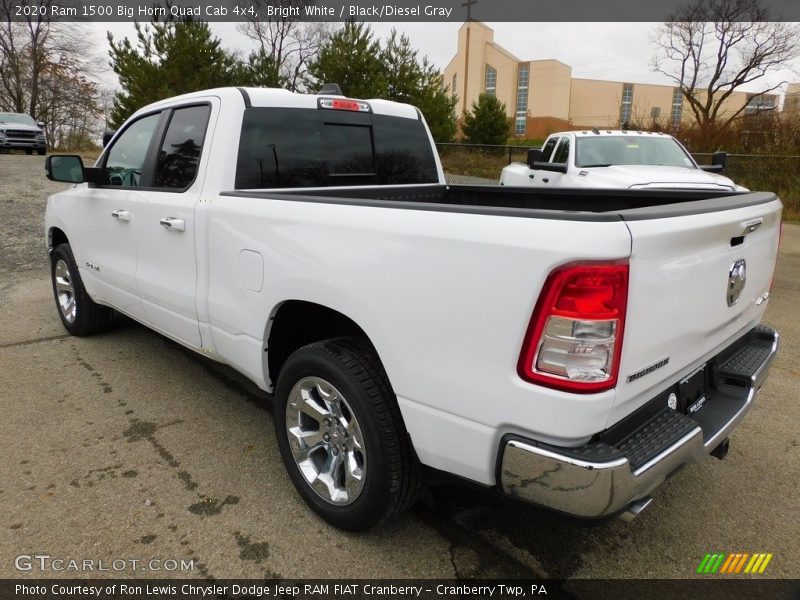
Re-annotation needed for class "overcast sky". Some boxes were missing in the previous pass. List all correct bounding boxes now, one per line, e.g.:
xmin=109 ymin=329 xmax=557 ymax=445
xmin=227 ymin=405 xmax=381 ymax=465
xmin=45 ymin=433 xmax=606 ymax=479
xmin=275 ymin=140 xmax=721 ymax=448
xmin=94 ymin=21 xmax=800 ymax=97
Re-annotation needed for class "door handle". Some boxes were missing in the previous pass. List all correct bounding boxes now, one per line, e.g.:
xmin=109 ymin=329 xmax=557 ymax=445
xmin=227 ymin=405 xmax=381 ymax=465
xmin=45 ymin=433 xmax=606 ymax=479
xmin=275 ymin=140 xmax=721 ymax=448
xmin=111 ymin=210 xmax=130 ymax=222
xmin=159 ymin=217 xmax=186 ymax=232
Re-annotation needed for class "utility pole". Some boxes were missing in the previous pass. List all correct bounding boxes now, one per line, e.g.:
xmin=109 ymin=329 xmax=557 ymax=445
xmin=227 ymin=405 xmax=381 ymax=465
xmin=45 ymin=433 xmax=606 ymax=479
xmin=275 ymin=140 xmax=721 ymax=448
xmin=461 ymin=0 xmax=477 ymax=114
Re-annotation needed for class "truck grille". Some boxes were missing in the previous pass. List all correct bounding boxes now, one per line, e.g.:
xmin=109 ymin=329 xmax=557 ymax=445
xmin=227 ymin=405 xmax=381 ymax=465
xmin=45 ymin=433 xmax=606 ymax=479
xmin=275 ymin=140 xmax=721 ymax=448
xmin=5 ymin=129 xmax=35 ymax=138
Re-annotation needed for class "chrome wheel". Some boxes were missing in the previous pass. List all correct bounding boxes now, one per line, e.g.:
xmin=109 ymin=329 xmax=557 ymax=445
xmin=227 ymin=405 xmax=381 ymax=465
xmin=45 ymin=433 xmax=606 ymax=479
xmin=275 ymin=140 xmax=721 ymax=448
xmin=285 ymin=376 xmax=366 ymax=505
xmin=54 ymin=259 xmax=76 ymax=323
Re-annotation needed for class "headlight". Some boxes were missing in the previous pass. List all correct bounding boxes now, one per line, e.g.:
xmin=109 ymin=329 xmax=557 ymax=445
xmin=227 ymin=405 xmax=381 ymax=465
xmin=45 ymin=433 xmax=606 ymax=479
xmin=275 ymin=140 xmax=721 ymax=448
xmin=36 ymin=131 xmax=45 ymax=139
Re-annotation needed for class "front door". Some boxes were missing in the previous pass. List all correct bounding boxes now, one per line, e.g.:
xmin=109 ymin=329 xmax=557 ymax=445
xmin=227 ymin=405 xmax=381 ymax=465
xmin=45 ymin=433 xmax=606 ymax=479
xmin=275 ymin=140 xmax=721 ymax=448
xmin=75 ymin=111 xmax=163 ymax=321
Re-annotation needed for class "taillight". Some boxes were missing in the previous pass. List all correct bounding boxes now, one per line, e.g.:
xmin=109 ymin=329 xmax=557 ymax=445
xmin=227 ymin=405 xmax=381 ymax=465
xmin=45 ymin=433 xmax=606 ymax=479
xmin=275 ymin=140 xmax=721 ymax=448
xmin=518 ymin=261 xmax=629 ymax=393
xmin=318 ymin=98 xmax=371 ymax=113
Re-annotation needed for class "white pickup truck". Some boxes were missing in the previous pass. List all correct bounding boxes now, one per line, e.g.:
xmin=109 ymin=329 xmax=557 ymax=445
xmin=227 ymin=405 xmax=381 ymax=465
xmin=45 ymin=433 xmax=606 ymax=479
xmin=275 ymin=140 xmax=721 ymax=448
xmin=500 ymin=130 xmax=745 ymax=192
xmin=44 ymin=87 xmax=781 ymax=530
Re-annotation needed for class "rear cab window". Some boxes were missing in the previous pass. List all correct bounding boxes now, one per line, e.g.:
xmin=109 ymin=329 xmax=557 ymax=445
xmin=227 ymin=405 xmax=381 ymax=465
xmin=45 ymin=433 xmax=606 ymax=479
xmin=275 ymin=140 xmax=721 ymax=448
xmin=234 ymin=106 xmax=438 ymax=189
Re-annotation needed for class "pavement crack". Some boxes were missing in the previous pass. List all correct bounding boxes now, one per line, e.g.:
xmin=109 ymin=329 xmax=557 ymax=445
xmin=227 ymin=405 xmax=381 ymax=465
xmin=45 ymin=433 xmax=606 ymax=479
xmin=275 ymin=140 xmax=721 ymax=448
xmin=0 ymin=334 xmax=70 ymax=349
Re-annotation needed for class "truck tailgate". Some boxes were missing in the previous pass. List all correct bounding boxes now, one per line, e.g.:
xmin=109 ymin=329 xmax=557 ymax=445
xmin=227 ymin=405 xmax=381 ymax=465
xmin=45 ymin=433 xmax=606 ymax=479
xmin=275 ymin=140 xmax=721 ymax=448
xmin=608 ymin=195 xmax=782 ymax=424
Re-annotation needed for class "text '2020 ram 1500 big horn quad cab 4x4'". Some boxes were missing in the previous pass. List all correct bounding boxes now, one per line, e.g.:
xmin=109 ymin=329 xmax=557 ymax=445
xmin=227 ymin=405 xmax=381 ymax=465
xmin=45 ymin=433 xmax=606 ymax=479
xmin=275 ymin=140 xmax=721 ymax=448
xmin=44 ymin=86 xmax=780 ymax=530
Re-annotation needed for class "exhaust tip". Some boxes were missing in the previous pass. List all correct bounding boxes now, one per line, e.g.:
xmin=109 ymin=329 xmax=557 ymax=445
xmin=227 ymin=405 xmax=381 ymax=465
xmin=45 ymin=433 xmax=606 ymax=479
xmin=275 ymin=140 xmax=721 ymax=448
xmin=710 ymin=438 xmax=730 ymax=460
xmin=618 ymin=496 xmax=653 ymax=522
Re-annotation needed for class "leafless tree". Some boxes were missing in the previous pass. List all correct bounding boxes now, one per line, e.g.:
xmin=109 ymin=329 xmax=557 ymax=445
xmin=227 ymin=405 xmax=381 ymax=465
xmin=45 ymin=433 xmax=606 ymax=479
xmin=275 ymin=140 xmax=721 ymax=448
xmin=652 ymin=0 xmax=800 ymax=133
xmin=237 ymin=0 xmax=333 ymax=91
xmin=0 ymin=0 xmax=105 ymax=148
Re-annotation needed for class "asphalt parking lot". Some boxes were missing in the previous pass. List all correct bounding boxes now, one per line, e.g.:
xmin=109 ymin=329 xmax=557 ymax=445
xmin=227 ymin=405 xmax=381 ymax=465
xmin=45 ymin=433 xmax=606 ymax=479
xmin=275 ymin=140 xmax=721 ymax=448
xmin=1 ymin=154 xmax=798 ymax=583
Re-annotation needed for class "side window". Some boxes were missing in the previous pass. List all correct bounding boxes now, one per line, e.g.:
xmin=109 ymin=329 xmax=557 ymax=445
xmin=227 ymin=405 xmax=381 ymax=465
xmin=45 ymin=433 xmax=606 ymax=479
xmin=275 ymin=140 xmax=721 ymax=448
xmin=154 ymin=105 xmax=211 ymax=189
xmin=104 ymin=113 xmax=160 ymax=187
xmin=552 ymin=137 xmax=570 ymax=164
xmin=540 ymin=137 xmax=559 ymax=162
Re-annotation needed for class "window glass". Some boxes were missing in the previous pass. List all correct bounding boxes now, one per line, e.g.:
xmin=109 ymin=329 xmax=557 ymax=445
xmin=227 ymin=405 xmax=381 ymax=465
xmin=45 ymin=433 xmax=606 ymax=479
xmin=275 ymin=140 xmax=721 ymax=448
xmin=154 ymin=105 xmax=211 ymax=189
xmin=540 ymin=137 xmax=559 ymax=162
xmin=235 ymin=108 xmax=438 ymax=189
xmin=552 ymin=137 xmax=570 ymax=164
xmin=104 ymin=113 xmax=160 ymax=187
xmin=485 ymin=65 xmax=497 ymax=96
xmin=575 ymin=136 xmax=695 ymax=168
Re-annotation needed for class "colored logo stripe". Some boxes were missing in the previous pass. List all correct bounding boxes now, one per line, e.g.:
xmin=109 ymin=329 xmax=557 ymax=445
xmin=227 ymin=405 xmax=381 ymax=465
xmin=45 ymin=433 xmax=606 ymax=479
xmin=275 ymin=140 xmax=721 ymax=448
xmin=698 ymin=553 xmax=773 ymax=574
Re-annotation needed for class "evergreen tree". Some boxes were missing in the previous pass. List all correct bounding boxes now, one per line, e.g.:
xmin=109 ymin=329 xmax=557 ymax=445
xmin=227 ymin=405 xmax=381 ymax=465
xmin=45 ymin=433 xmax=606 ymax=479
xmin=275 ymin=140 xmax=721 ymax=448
xmin=462 ymin=94 xmax=511 ymax=145
xmin=307 ymin=21 xmax=387 ymax=99
xmin=108 ymin=12 xmax=244 ymax=127
xmin=381 ymin=30 xmax=456 ymax=142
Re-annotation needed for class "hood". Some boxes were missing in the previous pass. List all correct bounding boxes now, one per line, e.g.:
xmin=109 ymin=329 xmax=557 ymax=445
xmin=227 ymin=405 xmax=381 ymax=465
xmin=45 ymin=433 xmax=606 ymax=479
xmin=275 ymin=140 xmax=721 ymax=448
xmin=0 ymin=122 xmax=43 ymax=134
xmin=576 ymin=164 xmax=741 ymax=191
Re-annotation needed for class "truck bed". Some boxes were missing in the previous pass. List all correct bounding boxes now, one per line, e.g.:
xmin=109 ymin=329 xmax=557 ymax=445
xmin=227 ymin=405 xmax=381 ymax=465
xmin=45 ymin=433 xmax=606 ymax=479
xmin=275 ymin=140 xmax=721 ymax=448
xmin=224 ymin=184 xmax=777 ymax=222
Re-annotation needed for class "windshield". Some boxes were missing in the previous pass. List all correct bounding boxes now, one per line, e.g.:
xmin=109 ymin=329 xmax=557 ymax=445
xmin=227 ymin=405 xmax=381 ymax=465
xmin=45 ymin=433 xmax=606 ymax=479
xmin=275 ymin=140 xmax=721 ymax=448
xmin=575 ymin=136 xmax=696 ymax=169
xmin=0 ymin=113 xmax=37 ymax=126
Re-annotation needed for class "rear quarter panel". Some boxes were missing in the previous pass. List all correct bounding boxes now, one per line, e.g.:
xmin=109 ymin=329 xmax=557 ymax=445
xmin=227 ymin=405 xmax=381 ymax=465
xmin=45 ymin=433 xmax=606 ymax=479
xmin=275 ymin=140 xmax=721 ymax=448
xmin=202 ymin=196 xmax=632 ymax=483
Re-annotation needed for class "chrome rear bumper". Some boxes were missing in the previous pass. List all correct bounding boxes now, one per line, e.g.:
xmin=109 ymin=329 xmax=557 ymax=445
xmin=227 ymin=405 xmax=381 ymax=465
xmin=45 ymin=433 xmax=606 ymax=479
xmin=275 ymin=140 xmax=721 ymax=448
xmin=499 ymin=325 xmax=779 ymax=519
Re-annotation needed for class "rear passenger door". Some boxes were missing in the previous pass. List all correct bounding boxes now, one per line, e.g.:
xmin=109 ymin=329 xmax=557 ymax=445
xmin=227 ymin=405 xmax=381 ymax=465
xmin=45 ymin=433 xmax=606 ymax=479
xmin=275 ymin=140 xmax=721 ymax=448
xmin=134 ymin=101 xmax=216 ymax=348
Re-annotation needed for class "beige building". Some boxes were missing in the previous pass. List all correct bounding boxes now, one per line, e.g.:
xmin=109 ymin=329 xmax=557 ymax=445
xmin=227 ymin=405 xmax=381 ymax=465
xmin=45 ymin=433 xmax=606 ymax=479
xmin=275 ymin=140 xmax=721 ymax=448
xmin=444 ymin=21 xmax=783 ymax=139
xmin=785 ymin=83 xmax=800 ymax=114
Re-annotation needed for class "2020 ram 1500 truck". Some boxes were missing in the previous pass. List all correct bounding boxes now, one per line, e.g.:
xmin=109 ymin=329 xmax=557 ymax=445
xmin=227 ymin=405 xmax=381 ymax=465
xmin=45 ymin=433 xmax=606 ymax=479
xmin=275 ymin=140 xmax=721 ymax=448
xmin=44 ymin=87 xmax=780 ymax=530
xmin=0 ymin=112 xmax=47 ymax=155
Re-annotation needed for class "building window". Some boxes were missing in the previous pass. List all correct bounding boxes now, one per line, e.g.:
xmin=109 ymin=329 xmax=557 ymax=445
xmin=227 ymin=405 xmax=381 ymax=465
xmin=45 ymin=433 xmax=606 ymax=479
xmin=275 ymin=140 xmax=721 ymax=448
xmin=620 ymin=83 xmax=633 ymax=126
xmin=485 ymin=65 xmax=497 ymax=96
xmin=515 ymin=63 xmax=529 ymax=136
xmin=745 ymin=94 xmax=776 ymax=112
xmin=452 ymin=74 xmax=457 ymax=98
xmin=650 ymin=106 xmax=661 ymax=118
xmin=671 ymin=88 xmax=683 ymax=127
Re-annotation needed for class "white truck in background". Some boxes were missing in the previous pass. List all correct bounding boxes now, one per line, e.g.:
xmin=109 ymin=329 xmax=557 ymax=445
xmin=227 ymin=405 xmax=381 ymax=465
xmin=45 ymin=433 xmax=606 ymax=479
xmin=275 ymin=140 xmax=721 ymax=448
xmin=500 ymin=130 xmax=746 ymax=192
xmin=44 ymin=87 xmax=780 ymax=530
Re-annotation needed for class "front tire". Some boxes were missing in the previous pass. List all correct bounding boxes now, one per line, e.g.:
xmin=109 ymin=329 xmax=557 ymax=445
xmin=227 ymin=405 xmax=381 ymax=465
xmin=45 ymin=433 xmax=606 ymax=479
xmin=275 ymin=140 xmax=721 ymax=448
xmin=50 ymin=243 xmax=114 ymax=336
xmin=37 ymin=148 xmax=46 ymax=156
xmin=25 ymin=149 xmax=32 ymax=155
xmin=274 ymin=337 xmax=421 ymax=531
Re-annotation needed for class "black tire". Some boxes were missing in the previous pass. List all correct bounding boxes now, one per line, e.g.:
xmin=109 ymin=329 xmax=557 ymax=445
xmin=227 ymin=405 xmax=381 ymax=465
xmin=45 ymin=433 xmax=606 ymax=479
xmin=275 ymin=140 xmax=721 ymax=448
xmin=50 ymin=243 xmax=114 ymax=336
xmin=274 ymin=337 xmax=421 ymax=531
xmin=25 ymin=149 xmax=32 ymax=155
xmin=38 ymin=149 xmax=46 ymax=156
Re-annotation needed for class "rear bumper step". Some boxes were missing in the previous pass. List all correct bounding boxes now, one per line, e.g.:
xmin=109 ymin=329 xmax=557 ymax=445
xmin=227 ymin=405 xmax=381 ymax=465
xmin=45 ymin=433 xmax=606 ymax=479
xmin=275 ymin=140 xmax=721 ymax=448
xmin=498 ymin=325 xmax=778 ymax=519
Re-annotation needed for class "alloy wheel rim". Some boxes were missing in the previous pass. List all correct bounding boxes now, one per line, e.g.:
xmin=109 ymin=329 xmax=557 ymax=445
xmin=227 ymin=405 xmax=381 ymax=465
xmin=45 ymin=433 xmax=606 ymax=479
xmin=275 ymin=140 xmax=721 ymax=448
xmin=54 ymin=259 xmax=76 ymax=324
xmin=285 ymin=376 xmax=366 ymax=505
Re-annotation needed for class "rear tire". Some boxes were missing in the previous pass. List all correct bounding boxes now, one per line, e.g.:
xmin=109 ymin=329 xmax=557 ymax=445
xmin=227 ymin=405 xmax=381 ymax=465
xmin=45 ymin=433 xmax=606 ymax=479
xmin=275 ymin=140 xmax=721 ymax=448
xmin=274 ymin=337 xmax=421 ymax=531
xmin=50 ymin=243 xmax=114 ymax=336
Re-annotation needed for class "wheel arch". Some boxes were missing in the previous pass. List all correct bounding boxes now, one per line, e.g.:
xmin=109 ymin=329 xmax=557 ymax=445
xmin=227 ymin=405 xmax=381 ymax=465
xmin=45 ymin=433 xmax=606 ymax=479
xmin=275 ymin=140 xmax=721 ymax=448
xmin=264 ymin=300 xmax=383 ymax=389
xmin=48 ymin=226 xmax=69 ymax=253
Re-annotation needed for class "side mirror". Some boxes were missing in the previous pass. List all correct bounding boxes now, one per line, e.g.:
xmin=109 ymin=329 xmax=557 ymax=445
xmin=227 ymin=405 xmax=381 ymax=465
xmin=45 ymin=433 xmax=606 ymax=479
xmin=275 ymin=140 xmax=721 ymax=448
xmin=532 ymin=161 xmax=568 ymax=174
xmin=700 ymin=151 xmax=727 ymax=173
xmin=37 ymin=121 xmax=45 ymax=128
xmin=102 ymin=130 xmax=116 ymax=147
xmin=46 ymin=155 xmax=86 ymax=183
xmin=527 ymin=148 xmax=543 ymax=168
